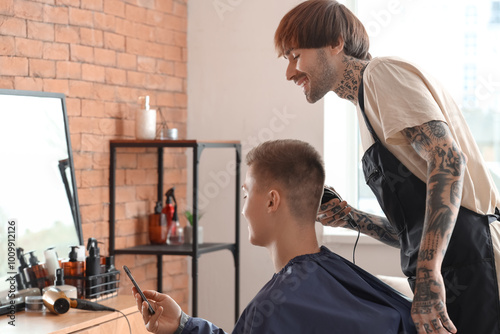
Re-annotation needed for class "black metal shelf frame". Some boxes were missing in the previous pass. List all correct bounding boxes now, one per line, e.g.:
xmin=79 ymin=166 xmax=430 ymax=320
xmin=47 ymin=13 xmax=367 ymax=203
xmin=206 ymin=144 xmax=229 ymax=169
xmin=109 ymin=140 xmax=241 ymax=322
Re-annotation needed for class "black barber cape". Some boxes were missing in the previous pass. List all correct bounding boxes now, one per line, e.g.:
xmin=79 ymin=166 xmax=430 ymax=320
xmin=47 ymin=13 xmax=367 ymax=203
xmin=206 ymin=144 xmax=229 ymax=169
xmin=181 ymin=246 xmax=416 ymax=334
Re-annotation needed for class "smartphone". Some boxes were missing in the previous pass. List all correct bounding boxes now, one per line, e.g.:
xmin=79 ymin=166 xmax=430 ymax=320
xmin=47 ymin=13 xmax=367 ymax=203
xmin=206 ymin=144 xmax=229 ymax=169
xmin=321 ymin=187 xmax=358 ymax=229
xmin=123 ymin=265 xmax=155 ymax=315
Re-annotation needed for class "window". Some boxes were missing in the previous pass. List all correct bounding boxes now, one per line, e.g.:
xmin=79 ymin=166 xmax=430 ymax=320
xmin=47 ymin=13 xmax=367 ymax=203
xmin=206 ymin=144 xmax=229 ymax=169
xmin=324 ymin=0 xmax=500 ymax=235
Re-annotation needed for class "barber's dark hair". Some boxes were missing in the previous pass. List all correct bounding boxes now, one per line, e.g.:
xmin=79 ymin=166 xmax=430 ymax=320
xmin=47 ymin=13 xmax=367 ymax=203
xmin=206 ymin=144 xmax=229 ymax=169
xmin=246 ymin=139 xmax=325 ymax=221
xmin=274 ymin=0 xmax=371 ymax=60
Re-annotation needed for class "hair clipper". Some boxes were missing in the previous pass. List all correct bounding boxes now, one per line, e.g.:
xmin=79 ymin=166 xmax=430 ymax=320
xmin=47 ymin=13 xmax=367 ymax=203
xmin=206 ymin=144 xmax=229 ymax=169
xmin=321 ymin=187 xmax=358 ymax=229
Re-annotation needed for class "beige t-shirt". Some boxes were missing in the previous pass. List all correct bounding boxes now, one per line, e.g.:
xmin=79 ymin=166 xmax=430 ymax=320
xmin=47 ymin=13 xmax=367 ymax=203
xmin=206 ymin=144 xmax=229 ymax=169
xmin=358 ymin=56 xmax=500 ymax=215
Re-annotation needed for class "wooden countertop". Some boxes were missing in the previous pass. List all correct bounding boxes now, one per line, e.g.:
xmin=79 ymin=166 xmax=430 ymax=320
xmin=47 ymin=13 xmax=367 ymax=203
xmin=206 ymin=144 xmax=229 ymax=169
xmin=1 ymin=294 xmax=149 ymax=334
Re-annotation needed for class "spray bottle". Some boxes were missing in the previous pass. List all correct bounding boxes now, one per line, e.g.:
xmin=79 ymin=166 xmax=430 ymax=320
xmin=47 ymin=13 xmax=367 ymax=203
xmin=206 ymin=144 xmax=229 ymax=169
xmin=85 ymin=238 xmax=101 ymax=298
xmin=162 ymin=187 xmax=176 ymax=236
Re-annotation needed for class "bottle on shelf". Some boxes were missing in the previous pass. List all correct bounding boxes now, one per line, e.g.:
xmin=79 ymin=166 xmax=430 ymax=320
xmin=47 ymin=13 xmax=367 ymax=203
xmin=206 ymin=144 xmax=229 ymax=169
xmin=167 ymin=203 xmax=184 ymax=245
xmin=25 ymin=251 xmax=51 ymax=290
xmin=62 ymin=246 xmax=85 ymax=298
xmin=85 ymin=238 xmax=101 ymax=298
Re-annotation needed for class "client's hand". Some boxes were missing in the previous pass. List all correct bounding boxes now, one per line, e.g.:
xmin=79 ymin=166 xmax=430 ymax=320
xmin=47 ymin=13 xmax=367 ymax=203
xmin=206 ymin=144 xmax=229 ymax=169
xmin=132 ymin=287 xmax=182 ymax=334
xmin=316 ymin=186 xmax=353 ymax=228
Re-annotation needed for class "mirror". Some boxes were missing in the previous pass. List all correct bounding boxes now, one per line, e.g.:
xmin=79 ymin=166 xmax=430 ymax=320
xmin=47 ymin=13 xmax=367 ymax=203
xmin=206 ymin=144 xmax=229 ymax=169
xmin=0 ymin=89 xmax=83 ymax=290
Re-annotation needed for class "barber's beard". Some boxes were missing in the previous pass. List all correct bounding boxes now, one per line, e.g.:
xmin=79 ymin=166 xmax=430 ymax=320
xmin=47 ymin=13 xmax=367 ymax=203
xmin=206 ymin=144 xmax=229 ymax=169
xmin=305 ymin=49 xmax=336 ymax=103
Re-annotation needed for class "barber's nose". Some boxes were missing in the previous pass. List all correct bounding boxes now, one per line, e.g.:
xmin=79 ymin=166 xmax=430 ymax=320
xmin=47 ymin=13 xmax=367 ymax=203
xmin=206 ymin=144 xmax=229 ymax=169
xmin=286 ymin=61 xmax=297 ymax=81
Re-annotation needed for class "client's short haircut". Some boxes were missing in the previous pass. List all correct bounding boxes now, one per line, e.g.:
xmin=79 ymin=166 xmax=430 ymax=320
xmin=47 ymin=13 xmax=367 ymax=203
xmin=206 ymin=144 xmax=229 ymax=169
xmin=245 ymin=139 xmax=325 ymax=221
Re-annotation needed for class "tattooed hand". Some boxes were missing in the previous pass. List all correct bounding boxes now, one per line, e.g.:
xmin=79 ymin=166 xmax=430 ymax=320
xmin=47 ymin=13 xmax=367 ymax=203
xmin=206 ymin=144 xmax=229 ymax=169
xmin=411 ymin=267 xmax=457 ymax=334
xmin=316 ymin=186 xmax=352 ymax=228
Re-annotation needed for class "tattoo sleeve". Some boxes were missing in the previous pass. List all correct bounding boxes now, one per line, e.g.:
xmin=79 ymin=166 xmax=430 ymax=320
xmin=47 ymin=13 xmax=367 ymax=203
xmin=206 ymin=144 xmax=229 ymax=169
xmin=349 ymin=207 xmax=401 ymax=248
xmin=402 ymin=120 xmax=466 ymax=266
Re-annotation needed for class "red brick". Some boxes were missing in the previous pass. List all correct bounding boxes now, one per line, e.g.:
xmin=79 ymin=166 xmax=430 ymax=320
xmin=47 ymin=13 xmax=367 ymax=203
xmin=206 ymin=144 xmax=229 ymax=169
xmin=103 ymin=32 xmax=125 ymax=51
xmin=81 ymin=169 xmax=106 ymax=187
xmin=80 ymin=204 xmax=103 ymax=222
xmin=30 ymin=58 xmax=55 ymax=77
xmin=14 ymin=77 xmax=43 ymax=91
xmin=173 ymin=31 xmax=186 ymax=48
xmin=103 ymin=0 xmax=125 ymax=17
xmin=105 ymin=67 xmax=126 ymax=85
xmin=82 ymin=99 xmax=106 ymax=117
xmin=82 ymin=63 xmax=105 ymax=82
xmin=81 ymin=133 xmax=106 ymax=152
xmin=94 ymin=48 xmax=116 ymax=66
xmin=56 ymin=61 xmax=82 ymax=79
xmin=70 ymin=44 xmax=94 ymax=63
xmin=14 ymin=0 xmax=43 ymax=20
xmin=81 ymin=0 xmax=103 ymax=11
xmin=173 ymin=1 xmax=187 ymax=17
xmin=69 ymin=8 xmax=94 ymax=27
xmin=125 ymin=4 xmax=147 ymax=23
xmin=127 ymin=70 xmax=147 ymax=87
xmin=55 ymin=25 xmax=79 ymax=43
xmin=165 ymin=76 xmax=182 ymax=92
xmin=117 ymin=52 xmax=136 ymax=70
xmin=137 ymin=56 xmax=156 ymax=73
xmin=163 ymin=45 xmax=182 ymax=61
xmin=15 ymin=37 xmax=43 ymax=58
xmin=94 ymin=12 xmax=116 ymax=32
xmin=44 ymin=5 xmax=69 ymax=24
xmin=56 ymin=0 xmax=80 ymax=7
xmin=80 ymin=27 xmax=103 ymax=47
xmin=43 ymin=78 xmax=69 ymax=94
xmin=154 ymin=28 xmax=175 ymax=45
xmin=0 ymin=56 xmax=28 ymax=76
xmin=66 ymin=97 xmax=81 ymax=116
xmin=69 ymin=80 xmax=93 ymax=99
xmin=174 ymin=61 xmax=186 ymax=78
xmin=0 ymin=36 xmax=15 ymax=55
xmin=78 ymin=186 xmax=105 ymax=205
xmin=0 ymin=77 xmax=14 ymax=89
xmin=43 ymin=42 xmax=69 ymax=60
xmin=157 ymin=60 xmax=174 ymax=75
xmin=0 ymin=0 xmax=14 ymax=15
xmin=155 ymin=0 xmax=173 ymax=13
xmin=93 ymin=83 xmax=116 ymax=102
xmin=27 ymin=21 xmax=55 ymax=41
xmin=0 ymin=16 xmax=26 ymax=37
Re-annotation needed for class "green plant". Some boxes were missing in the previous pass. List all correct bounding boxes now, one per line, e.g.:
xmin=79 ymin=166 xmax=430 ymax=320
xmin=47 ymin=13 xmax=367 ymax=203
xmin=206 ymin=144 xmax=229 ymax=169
xmin=184 ymin=210 xmax=204 ymax=226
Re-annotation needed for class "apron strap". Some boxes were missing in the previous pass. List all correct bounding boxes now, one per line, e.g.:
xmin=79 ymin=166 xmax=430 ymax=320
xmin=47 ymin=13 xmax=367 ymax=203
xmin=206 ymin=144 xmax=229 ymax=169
xmin=358 ymin=76 xmax=381 ymax=144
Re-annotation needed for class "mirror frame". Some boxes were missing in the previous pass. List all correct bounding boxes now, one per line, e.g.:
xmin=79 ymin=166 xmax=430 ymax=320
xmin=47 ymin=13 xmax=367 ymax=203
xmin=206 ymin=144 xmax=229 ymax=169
xmin=0 ymin=89 xmax=83 ymax=246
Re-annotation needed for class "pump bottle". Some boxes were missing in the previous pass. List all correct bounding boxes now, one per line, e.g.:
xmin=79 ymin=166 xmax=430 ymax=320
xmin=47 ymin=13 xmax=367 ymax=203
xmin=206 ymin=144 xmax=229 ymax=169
xmin=62 ymin=246 xmax=85 ymax=298
xmin=85 ymin=238 xmax=101 ymax=298
xmin=25 ymin=251 xmax=51 ymax=290
xmin=43 ymin=268 xmax=77 ymax=299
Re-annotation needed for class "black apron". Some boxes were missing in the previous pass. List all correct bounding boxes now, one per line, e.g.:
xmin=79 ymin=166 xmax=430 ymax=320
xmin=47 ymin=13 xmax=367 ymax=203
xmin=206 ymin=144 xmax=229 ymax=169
xmin=358 ymin=77 xmax=500 ymax=333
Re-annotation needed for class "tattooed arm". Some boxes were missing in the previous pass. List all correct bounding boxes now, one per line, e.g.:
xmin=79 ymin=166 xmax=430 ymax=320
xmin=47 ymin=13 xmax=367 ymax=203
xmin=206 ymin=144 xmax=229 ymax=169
xmin=317 ymin=198 xmax=400 ymax=248
xmin=402 ymin=120 xmax=465 ymax=334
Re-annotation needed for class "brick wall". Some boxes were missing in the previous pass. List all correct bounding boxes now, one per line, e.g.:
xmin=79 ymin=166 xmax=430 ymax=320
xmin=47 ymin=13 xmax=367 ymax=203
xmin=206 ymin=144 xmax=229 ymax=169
xmin=0 ymin=0 xmax=189 ymax=310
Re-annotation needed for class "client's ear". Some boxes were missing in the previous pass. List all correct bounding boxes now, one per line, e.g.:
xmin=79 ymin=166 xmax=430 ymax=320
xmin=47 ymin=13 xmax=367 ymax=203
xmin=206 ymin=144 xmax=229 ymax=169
xmin=267 ymin=189 xmax=281 ymax=213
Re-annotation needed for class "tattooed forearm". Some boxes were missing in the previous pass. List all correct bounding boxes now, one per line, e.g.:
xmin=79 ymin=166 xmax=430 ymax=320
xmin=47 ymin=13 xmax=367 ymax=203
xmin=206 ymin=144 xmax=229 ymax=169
xmin=350 ymin=208 xmax=400 ymax=248
xmin=403 ymin=120 xmax=466 ymax=265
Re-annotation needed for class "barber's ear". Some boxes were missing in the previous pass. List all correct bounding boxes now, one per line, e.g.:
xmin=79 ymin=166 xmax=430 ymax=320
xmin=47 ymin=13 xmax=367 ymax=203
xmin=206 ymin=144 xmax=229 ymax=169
xmin=330 ymin=36 xmax=344 ymax=55
xmin=267 ymin=190 xmax=280 ymax=213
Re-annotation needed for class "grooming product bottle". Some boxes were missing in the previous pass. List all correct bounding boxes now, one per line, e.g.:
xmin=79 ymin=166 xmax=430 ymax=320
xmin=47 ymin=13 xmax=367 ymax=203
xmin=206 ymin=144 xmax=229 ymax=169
xmin=136 ymin=95 xmax=157 ymax=140
xmin=149 ymin=201 xmax=167 ymax=244
xmin=162 ymin=187 xmax=176 ymax=234
xmin=44 ymin=247 xmax=60 ymax=284
xmin=62 ymin=246 xmax=85 ymax=298
xmin=16 ymin=248 xmax=31 ymax=288
xmin=167 ymin=205 xmax=184 ymax=245
xmin=85 ymin=238 xmax=101 ymax=298
xmin=25 ymin=251 xmax=51 ymax=290
xmin=43 ymin=268 xmax=77 ymax=299
xmin=105 ymin=255 xmax=117 ymax=292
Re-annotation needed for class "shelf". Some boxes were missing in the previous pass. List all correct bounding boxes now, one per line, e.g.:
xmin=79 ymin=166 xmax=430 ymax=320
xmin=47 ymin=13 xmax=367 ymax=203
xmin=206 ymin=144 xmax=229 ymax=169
xmin=108 ymin=139 xmax=241 ymax=322
xmin=114 ymin=242 xmax=236 ymax=257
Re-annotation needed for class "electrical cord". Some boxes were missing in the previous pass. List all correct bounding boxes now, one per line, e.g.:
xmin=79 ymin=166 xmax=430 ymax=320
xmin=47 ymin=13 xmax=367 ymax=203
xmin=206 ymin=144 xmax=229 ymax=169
xmin=115 ymin=309 xmax=132 ymax=334
xmin=352 ymin=224 xmax=361 ymax=265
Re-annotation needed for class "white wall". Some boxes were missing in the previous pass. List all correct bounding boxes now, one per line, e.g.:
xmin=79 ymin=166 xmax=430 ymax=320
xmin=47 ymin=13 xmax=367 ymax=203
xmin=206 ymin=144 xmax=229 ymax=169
xmin=187 ymin=0 xmax=403 ymax=329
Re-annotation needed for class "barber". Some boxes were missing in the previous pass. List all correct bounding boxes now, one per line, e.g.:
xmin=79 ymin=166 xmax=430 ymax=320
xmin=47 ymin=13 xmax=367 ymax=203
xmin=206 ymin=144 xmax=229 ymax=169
xmin=274 ymin=1 xmax=500 ymax=333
